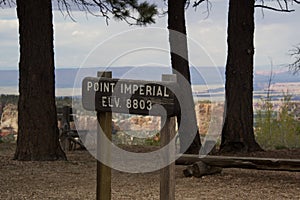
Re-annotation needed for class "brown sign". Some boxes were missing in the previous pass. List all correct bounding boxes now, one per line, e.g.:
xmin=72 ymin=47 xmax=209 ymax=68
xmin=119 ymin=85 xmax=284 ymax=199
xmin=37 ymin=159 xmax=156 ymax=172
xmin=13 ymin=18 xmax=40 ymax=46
xmin=82 ymin=77 xmax=179 ymax=116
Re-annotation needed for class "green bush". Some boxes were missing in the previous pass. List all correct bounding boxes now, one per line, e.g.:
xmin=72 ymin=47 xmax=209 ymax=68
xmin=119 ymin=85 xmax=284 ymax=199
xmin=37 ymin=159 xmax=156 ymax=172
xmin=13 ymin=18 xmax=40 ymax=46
xmin=255 ymin=94 xmax=300 ymax=150
xmin=0 ymin=134 xmax=16 ymax=143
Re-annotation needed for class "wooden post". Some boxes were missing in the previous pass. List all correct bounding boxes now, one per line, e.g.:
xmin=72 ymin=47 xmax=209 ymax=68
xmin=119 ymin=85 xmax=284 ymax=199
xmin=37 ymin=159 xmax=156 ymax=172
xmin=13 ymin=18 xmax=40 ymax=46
xmin=61 ymin=106 xmax=71 ymax=151
xmin=96 ymin=71 xmax=112 ymax=200
xmin=81 ymin=72 xmax=178 ymax=199
xmin=160 ymin=74 xmax=176 ymax=200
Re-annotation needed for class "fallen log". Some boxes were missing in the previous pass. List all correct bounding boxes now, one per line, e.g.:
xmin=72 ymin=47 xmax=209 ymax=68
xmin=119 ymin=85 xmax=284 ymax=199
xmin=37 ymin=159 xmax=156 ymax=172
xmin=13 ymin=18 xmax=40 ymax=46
xmin=183 ymin=161 xmax=222 ymax=177
xmin=176 ymin=154 xmax=300 ymax=172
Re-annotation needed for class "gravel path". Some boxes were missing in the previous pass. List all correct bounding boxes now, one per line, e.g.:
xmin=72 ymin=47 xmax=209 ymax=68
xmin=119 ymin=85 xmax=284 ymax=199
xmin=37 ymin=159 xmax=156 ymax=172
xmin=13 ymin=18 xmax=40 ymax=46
xmin=0 ymin=143 xmax=299 ymax=200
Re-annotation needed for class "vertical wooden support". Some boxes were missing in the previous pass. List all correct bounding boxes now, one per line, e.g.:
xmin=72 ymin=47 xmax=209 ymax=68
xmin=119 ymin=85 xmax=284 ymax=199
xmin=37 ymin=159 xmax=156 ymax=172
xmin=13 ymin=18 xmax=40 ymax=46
xmin=160 ymin=116 xmax=176 ymax=200
xmin=97 ymin=71 xmax=112 ymax=200
xmin=92 ymin=72 xmax=176 ymax=200
xmin=61 ymin=106 xmax=71 ymax=151
xmin=160 ymin=74 xmax=176 ymax=200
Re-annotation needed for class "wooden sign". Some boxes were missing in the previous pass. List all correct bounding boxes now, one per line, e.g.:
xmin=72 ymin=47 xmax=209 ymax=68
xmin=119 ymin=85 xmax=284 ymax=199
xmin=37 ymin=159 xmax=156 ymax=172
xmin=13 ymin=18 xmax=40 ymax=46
xmin=82 ymin=77 xmax=179 ymax=116
xmin=82 ymin=72 xmax=177 ymax=200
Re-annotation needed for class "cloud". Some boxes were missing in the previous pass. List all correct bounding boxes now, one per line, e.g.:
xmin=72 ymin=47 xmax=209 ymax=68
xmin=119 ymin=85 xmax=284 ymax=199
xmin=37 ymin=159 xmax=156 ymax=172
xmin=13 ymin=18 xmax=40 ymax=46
xmin=255 ymin=11 xmax=300 ymax=66
xmin=0 ymin=9 xmax=18 ymax=44
xmin=186 ymin=1 xmax=228 ymax=67
xmin=53 ymin=10 xmax=170 ymax=68
xmin=0 ymin=9 xmax=18 ymax=69
xmin=1 ymin=2 xmax=300 ymax=70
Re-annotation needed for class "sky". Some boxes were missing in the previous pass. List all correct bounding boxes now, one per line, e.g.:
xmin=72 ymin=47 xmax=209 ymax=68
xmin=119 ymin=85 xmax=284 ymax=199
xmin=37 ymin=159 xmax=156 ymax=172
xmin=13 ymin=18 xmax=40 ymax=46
xmin=1 ymin=1 xmax=300 ymax=71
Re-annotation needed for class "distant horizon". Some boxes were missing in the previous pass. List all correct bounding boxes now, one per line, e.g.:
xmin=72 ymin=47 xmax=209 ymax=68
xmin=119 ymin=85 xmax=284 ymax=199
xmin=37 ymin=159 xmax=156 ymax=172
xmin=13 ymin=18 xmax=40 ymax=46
xmin=0 ymin=64 xmax=294 ymax=71
xmin=1 ymin=65 xmax=299 ymax=102
xmin=0 ymin=65 xmax=299 ymax=85
xmin=2 ymin=86 xmax=300 ymax=102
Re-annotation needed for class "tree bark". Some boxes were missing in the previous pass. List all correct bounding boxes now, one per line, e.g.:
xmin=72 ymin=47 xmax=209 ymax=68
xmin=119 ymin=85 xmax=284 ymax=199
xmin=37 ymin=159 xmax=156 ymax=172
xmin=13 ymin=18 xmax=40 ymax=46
xmin=168 ymin=0 xmax=201 ymax=154
xmin=14 ymin=0 xmax=66 ymax=161
xmin=220 ymin=0 xmax=262 ymax=152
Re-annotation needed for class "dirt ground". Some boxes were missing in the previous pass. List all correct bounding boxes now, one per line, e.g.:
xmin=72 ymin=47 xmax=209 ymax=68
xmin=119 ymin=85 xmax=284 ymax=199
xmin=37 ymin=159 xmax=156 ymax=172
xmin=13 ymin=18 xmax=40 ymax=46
xmin=0 ymin=143 xmax=299 ymax=200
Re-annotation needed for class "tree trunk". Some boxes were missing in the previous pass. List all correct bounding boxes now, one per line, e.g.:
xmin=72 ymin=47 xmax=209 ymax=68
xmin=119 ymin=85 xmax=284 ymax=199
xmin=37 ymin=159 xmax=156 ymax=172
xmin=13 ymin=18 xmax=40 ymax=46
xmin=14 ymin=0 xmax=66 ymax=161
xmin=220 ymin=0 xmax=262 ymax=152
xmin=168 ymin=0 xmax=201 ymax=154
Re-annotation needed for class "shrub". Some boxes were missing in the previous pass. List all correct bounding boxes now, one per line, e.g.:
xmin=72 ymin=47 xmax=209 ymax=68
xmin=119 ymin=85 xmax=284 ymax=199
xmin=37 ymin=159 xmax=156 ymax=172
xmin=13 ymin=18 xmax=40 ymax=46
xmin=255 ymin=93 xmax=300 ymax=149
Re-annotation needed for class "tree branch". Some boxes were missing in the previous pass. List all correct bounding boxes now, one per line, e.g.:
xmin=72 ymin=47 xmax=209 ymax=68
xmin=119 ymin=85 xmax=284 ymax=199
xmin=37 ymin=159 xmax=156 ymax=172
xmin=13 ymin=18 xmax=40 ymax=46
xmin=56 ymin=0 xmax=157 ymax=26
xmin=288 ymin=45 xmax=300 ymax=74
xmin=0 ymin=0 xmax=15 ymax=7
xmin=191 ymin=0 xmax=212 ymax=19
xmin=193 ymin=0 xmax=206 ymax=8
xmin=255 ymin=0 xmax=300 ymax=13
xmin=254 ymin=4 xmax=295 ymax=12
